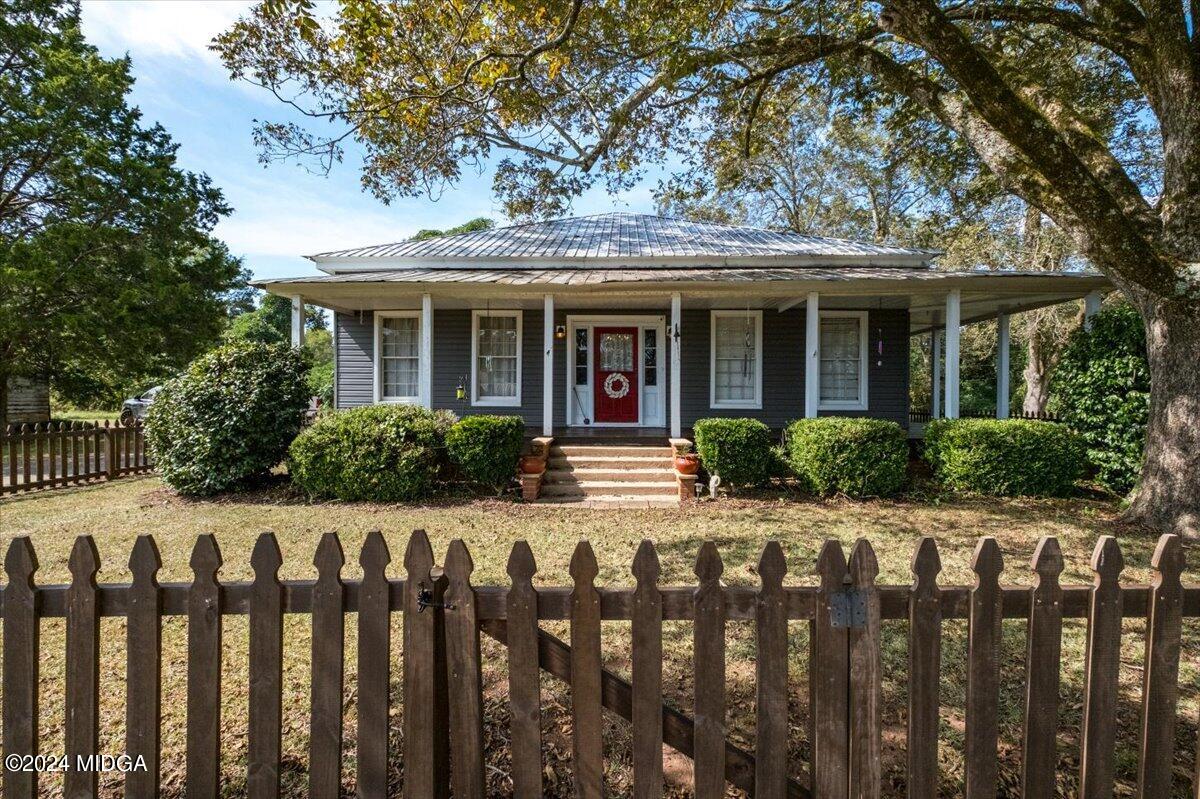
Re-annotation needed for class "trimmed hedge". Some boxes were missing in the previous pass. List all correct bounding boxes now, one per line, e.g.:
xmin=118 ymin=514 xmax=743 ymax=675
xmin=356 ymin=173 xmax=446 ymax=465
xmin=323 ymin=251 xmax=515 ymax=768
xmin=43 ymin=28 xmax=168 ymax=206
xmin=287 ymin=404 xmax=456 ymax=502
xmin=446 ymin=415 xmax=526 ymax=492
xmin=146 ymin=342 xmax=310 ymax=496
xmin=923 ymin=418 xmax=1085 ymax=497
xmin=692 ymin=417 xmax=775 ymax=489
xmin=784 ymin=417 xmax=908 ymax=498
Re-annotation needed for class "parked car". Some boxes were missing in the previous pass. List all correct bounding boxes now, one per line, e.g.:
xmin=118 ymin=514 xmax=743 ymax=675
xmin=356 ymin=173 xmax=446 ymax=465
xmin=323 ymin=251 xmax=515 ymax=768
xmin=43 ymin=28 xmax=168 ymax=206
xmin=120 ymin=386 xmax=161 ymax=424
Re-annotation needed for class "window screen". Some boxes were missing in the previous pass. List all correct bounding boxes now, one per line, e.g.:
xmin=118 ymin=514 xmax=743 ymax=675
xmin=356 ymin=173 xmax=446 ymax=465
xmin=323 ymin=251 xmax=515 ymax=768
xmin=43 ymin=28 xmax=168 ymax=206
xmin=476 ymin=313 xmax=519 ymax=400
xmin=713 ymin=313 xmax=758 ymax=403
xmin=381 ymin=316 xmax=419 ymax=399
xmin=820 ymin=316 xmax=863 ymax=404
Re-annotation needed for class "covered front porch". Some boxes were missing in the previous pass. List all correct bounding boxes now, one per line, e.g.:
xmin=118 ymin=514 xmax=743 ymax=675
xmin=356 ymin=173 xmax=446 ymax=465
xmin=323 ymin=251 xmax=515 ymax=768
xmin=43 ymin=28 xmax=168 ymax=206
xmin=270 ymin=269 xmax=1111 ymax=440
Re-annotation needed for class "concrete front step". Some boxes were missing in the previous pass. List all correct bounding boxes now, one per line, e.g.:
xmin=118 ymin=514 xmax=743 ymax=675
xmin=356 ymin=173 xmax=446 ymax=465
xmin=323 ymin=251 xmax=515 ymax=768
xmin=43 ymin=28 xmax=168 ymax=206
xmin=543 ymin=468 xmax=676 ymax=484
xmin=533 ymin=495 xmax=682 ymax=508
xmin=547 ymin=455 xmax=675 ymax=470
xmin=540 ymin=480 xmax=679 ymax=498
xmin=551 ymin=445 xmax=674 ymax=458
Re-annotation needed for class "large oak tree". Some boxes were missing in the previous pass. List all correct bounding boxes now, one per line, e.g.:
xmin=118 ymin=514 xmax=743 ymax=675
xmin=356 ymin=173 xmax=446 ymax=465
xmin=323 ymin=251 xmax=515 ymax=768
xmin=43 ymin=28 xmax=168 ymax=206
xmin=218 ymin=0 xmax=1199 ymax=536
xmin=0 ymin=0 xmax=246 ymax=423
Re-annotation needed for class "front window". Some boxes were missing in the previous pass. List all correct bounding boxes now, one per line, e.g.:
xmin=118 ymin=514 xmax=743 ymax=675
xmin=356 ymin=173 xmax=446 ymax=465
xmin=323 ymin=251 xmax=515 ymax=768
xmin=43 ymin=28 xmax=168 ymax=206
xmin=380 ymin=315 xmax=420 ymax=401
xmin=819 ymin=312 xmax=868 ymax=410
xmin=710 ymin=311 xmax=762 ymax=408
xmin=472 ymin=311 xmax=522 ymax=405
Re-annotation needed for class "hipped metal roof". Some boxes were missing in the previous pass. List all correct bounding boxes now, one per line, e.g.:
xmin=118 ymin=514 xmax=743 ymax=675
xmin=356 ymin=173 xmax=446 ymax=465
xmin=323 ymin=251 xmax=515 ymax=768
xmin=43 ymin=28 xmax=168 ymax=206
xmin=308 ymin=212 xmax=938 ymax=265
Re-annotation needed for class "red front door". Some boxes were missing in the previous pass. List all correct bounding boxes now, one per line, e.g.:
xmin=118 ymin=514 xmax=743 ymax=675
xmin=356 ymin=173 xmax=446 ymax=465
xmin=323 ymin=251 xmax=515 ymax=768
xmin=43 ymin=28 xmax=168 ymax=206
xmin=593 ymin=327 xmax=639 ymax=423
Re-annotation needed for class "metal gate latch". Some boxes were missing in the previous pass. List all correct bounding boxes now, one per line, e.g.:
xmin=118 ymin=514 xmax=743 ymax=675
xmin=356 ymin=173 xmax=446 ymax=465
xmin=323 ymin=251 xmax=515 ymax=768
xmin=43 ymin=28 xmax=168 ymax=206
xmin=416 ymin=586 xmax=455 ymax=613
xmin=828 ymin=588 xmax=867 ymax=629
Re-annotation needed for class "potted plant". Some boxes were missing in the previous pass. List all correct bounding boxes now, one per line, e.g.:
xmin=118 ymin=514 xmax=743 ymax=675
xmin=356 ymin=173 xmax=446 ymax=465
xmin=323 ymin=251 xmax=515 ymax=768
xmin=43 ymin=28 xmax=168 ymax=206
xmin=519 ymin=454 xmax=546 ymax=475
xmin=674 ymin=452 xmax=700 ymax=475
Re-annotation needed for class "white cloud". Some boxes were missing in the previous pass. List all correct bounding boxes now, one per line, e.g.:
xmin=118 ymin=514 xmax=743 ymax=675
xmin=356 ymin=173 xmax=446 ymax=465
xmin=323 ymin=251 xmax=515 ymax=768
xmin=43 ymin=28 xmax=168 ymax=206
xmin=80 ymin=0 xmax=250 ymax=65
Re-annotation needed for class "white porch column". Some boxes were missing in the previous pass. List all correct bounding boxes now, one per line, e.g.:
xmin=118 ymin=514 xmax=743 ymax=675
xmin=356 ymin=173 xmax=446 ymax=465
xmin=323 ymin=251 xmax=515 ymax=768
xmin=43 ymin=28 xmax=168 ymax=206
xmin=1084 ymin=290 xmax=1103 ymax=328
xmin=419 ymin=293 xmax=433 ymax=408
xmin=944 ymin=290 xmax=962 ymax=418
xmin=931 ymin=330 xmax=942 ymax=419
xmin=290 ymin=296 xmax=305 ymax=348
xmin=670 ymin=292 xmax=682 ymax=439
xmin=804 ymin=292 xmax=820 ymax=418
xmin=543 ymin=294 xmax=554 ymax=436
xmin=996 ymin=313 xmax=1011 ymax=419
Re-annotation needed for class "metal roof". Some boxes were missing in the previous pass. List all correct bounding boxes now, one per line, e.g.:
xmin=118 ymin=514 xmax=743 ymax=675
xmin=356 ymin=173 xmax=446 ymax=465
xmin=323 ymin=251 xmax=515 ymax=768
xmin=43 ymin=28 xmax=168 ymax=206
xmin=257 ymin=266 xmax=1108 ymax=288
xmin=309 ymin=213 xmax=937 ymax=263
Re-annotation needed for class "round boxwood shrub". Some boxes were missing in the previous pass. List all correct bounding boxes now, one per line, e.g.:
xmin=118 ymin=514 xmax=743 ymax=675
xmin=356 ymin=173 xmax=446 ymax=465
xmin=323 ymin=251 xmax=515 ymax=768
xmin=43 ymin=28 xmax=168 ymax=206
xmin=1051 ymin=304 xmax=1149 ymax=494
xmin=287 ymin=404 xmax=455 ymax=502
xmin=692 ymin=417 xmax=775 ymax=489
xmin=785 ymin=417 xmax=908 ymax=498
xmin=145 ymin=341 xmax=310 ymax=496
xmin=923 ymin=418 xmax=1085 ymax=497
xmin=446 ymin=415 xmax=526 ymax=492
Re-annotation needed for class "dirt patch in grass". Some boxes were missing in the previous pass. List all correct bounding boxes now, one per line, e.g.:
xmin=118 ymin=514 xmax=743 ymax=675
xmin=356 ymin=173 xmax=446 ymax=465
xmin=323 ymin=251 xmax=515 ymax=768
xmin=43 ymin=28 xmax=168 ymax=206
xmin=1 ymin=477 xmax=1196 ymax=797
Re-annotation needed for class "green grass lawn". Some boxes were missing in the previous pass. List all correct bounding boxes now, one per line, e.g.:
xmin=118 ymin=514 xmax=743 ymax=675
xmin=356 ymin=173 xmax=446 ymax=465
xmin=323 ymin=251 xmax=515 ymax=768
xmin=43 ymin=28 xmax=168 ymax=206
xmin=1 ymin=476 xmax=1196 ymax=797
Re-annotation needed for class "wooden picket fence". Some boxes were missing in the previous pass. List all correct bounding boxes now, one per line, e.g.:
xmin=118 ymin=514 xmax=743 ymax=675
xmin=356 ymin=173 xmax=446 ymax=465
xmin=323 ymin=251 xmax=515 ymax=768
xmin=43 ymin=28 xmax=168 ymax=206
xmin=1 ymin=531 xmax=1197 ymax=798
xmin=0 ymin=420 xmax=150 ymax=495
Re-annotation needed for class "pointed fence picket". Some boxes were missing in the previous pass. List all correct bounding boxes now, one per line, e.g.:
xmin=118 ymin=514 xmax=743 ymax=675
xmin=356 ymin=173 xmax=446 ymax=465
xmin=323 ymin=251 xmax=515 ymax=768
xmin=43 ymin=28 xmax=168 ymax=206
xmin=0 ymin=531 xmax=1196 ymax=798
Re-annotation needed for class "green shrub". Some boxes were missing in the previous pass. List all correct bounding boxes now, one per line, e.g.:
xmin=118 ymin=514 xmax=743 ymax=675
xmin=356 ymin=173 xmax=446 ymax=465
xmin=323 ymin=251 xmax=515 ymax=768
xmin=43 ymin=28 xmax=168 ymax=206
xmin=287 ymin=404 xmax=455 ymax=502
xmin=1051 ymin=305 xmax=1148 ymax=494
xmin=692 ymin=418 xmax=775 ymax=489
xmin=784 ymin=417 xmax=908 ymax=498
xmin=923 ymin=418 xmax=1085 ymax=496
xmin=145 ymin=341 xmax=310 ymax=496
xmin=446 ymin=415 xmax=526 ymax=491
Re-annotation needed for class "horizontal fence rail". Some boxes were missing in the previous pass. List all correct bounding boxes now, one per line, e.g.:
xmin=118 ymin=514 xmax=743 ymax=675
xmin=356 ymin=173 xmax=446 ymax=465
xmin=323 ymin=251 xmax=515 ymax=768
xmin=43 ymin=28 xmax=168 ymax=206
xmin=1 ymin=420 xmax=150 ymax=495
xmin=1 ymin=531 xmax=1197 ymax=799
xmin=909 ymin=409 xmax=1062 ymax=424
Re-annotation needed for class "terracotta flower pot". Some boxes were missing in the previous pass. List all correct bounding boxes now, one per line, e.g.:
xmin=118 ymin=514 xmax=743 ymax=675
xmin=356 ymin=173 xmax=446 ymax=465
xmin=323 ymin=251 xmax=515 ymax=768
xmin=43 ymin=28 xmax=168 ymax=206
xmin=674 ymin=454 xmax=700 ymax=475
xmin=519 ymin=455 xmax=546 ymax=475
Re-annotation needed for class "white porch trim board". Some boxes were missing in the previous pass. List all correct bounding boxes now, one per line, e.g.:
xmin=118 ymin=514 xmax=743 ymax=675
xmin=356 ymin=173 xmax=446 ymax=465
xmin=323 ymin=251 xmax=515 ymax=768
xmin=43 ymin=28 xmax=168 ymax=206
xmin=670 ymin=292 xmax=682 ymax=438
xmin=931 ymin=330 xmax=942 ymax=419
xmin=944 ymin=289 xmax=961 ymax=418
xmin=996 ymin=313 xmax=1010 ymax=419
xmin=420 ymin=293 xmax=433 ymax=408
xmin=543 ymin=294 xmax=554 ymax=436
xmin=1084 ymin=290 xmax=1102 ymax=328
xmin=804 ymin=292 xmax=819 ymax=418
xmin=291 ymin=296 xmax=305 ymax=348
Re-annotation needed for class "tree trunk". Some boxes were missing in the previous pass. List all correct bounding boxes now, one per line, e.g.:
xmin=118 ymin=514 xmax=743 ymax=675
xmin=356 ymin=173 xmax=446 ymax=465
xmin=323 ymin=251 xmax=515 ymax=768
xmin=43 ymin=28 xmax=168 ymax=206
xmin=1022 ymin=333 xmax=1052 ymax=414
xmin=1123 ymin=301 xmax=1200 ymax=538
xmin=0 ymin=375 xmax=7 ymax=435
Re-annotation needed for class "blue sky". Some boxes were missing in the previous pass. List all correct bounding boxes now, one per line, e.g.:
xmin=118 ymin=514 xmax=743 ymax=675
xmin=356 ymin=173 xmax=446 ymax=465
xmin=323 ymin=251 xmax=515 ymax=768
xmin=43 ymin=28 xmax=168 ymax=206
xmin=79 ymin=1 xmax=661 ymax=281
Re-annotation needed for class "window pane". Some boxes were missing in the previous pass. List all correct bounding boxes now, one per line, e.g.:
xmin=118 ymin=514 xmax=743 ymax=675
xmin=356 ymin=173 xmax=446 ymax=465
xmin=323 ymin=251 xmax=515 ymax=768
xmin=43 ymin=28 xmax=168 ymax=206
xmin=382 ymin=317 xmax=418 ymax=357
xmin=714 ymin=314 xmax=757 ymax=403
xmin=575 ymin=328 xmax=588 ymax=385
xmin=381 ymin=317 xmax=420 ymax=398
xmin=599 ymin=333 xmax=633 ymax=371
xmin=476 ymin=314 xmax=519 ymax=399
xmin=643 ymin=329 xmax=657 ymax=386
xmin=820 ymin=317 xmax=861 ymax=403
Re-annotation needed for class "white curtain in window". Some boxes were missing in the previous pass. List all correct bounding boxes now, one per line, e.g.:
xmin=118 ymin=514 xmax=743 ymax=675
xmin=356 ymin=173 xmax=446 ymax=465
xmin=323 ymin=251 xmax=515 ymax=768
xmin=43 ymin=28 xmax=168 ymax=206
xmin=381 ymin=317 xmax=420 ymax=399
xmin=714 ymin=314 xmax=757 ymax=402
xmin=477 ymin=314 xmax=519 ymax=399
xmin=820 ymin=317 xmax=861 ymax=403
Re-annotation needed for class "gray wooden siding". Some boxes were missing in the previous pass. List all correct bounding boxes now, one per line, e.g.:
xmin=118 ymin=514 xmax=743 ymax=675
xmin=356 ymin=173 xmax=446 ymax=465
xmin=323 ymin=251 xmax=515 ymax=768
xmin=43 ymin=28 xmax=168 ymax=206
xmin=334 ymin=311 xmax=375 ymax=408
xmin=336 ymin=306 xmax=909 ymax=430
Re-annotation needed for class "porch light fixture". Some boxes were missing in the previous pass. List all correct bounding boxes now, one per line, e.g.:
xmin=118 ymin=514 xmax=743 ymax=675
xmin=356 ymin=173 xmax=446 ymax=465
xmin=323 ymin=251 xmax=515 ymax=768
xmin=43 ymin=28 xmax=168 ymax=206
xmin=555 ymin=324 xmax=567 ymax=339
xmin=876 ymin=326 xmax=884 ymax=366
xmin=455 ymin=377 xmax=467 ymax=401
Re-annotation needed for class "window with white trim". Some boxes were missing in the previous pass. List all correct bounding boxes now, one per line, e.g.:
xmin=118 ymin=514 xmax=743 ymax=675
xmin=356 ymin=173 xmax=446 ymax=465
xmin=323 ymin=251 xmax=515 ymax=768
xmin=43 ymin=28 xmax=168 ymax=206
xmin=378 ymin=313 xmax=421 ymax=402
xmin=472 ymin=310 xmax=522 ymax=405
xmin=819 ymin=311 xmax=868 ymax=410
xmin=710 ymin=310 xmax=762 ymax=408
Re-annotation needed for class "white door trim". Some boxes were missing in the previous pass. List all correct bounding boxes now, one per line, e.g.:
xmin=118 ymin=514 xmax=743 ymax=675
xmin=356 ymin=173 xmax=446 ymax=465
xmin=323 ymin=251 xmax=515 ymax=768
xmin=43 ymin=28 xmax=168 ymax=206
xmin=564 ymin=314 xmax=666 ymax=428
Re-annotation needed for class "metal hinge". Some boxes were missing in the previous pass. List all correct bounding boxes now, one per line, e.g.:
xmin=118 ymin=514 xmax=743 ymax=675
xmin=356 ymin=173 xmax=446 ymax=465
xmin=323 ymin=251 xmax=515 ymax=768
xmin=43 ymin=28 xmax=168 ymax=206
xmin=828 ymin=588 xmax=868 ymax=629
